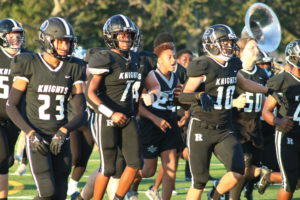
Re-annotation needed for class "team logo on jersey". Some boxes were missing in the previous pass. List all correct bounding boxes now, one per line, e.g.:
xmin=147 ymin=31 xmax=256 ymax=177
xmin=106 ymin=120 xmax=114 ymax=127
xmin=65 ymin=75 xmax=71 ymax=79
xmin=194 ymin=133 xmax=203 ymax=142
xmin=40 ymin=20 xmax=49 ymax=32
xmin=147 ymin=145 xmax=158 ymax=153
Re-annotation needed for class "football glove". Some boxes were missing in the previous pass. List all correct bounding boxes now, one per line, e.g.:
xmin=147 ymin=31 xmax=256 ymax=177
xmin=197 ymin=92 xmax=214 ymax=112
xmin=28 ymin=132 xmax=48 ymax=155
xmin=50 ymin=130 xmax=67 ymax=155
xmin=232 ymin=93 xmax=247 ymax=109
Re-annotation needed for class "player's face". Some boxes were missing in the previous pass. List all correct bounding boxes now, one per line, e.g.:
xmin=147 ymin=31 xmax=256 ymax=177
xmin=116 ymin=32 xmax=132 ymax=50
xmin=219 ymin=39 xmax=234 ymax=55
xmin=5 ymin=32 xmax=22 ymax=49
xmin=53 ymin=39 xmax=70 ymax=56
xmin=177 ymin=53 xmax=192 ymax=68
xmin=158 ymin=49 xmax=176 ymax=72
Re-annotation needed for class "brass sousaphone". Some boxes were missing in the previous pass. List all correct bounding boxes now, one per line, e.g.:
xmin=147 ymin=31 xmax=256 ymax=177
xmin=241 ymin=2 xmax=281 ymax=52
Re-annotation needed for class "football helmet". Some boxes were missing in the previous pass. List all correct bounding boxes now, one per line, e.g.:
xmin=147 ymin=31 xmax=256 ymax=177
xmin=39 ymin=17 xmax=77 ymax=60
xmin=256 ymin=50 xmax=272 ymax=65
xmin=285 ymin=39 xmax=300 ymax=68
xmin=202 ymin=24 xmax=238 ymax=61
xmin=103 ymin=14 xmax=138 ymax=51
xmin=0 ymin=18 xmax=24 ymax=49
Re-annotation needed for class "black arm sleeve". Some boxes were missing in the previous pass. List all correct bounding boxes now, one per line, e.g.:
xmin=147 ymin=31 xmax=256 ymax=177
xmin=6 ymin=87 xmax=33 ymax=134
xmin=63 ymin=93 xmax=88 ymax=132
xmin=178 ymin=92 xmax=199 ymax=104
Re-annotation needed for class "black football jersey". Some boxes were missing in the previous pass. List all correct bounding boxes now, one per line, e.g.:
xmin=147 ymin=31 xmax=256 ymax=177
xmin=143 ymin=69 xmax=178 ymax=119
xmin=233 ymin=65 xmax=269 ymax=119
xmin=187 ymin=56 xmax=242 ymax=126
xmin=175 ymin=63 xmax=187 ymax=85
xmin=267 ymin=72 xmax=300 ymax=133
xmin=0 ymin=47 xmax=28 ymax=119
xmin=87 ymin=50 xmax=142 ymax=116
xmin=11 ymin=52 xmax=86 ymax=135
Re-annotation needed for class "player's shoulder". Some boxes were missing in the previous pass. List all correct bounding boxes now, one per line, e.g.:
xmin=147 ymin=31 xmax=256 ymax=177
xmin=228 ymin=56 xmax=242 ymax=70
xmin=86 ymin=47 xmax=113 ymax=67
xmin=14 ymin=51 xmax=37 ymax=63
xmin=267 ymin=72 xmax=286 ymax=90
xmin=187 ymin=56 xmax=211 ymax=77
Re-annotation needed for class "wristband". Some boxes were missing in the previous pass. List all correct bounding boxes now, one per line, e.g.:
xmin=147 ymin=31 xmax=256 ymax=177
xmin=98 ymin=104 xmax=113 ymax=118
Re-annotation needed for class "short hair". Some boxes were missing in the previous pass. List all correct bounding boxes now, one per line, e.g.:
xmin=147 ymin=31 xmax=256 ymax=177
xmin=154 ymin=43 xmax=174 ymax=57
xmin=176 ymin=49 xmax=193 ymax=58
xmin=153 ymin=33 xmax=174 ymax=48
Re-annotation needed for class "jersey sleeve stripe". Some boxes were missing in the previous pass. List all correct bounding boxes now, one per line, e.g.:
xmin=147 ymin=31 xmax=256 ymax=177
xmin=73 ymin=80 xmax=84 ymax=85
xmin=13 ymin=76 xmax=29 ymax=82
xmin=88 ymin=68 xmax=109 ymax=75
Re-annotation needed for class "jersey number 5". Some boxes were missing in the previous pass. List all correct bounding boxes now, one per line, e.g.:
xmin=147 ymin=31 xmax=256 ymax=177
xmin=0 ymin=76 xmax=9 ymax=99
xmin=38 ymin=94 xmax=65 ymax=120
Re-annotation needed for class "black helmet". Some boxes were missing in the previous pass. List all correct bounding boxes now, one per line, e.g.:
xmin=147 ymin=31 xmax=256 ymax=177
xmin=285 ymin=39 xmax=300 ymax=68
xmin=39 ymin=17 xmax=77 ymax=60
xmin=202 ymin=24 xmax=238 ymax=60
xmin=0 ymin=18 xmax=24 ymax=49
xmin=256 ymin=50 xmax=272 ymax=65
xmin=103 ymin=14 xmax=138 ymax=51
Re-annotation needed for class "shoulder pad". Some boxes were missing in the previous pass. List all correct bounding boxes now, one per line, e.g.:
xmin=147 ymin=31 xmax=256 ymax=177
xmin=88 ymin=50 xmax=112 ymax=67
xmin=68 ymin=56 xmax=87 ymax=66
xmin=85 ymin=47 xmax=108 ymax=61
xmin=13 ymin=52 xmax=35 ymax=63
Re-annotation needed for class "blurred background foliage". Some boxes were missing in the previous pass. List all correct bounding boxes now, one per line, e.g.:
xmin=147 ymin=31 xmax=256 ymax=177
xmin=1 ymin=0 xmax=299 ymax=56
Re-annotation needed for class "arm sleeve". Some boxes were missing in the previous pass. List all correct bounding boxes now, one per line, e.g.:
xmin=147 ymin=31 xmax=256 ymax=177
xmin=63 ymin=93 xmax=88 ymax=131
xmin=6 ymin=87 xmax=33 ymax=134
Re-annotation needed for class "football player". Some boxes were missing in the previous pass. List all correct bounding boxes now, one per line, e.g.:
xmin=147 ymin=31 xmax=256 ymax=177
xmin=178 ymin=24 xmax=278 ymax=200
xmin=262 ymin=39 xmax=300 ymax=200
xmin=230 ymin=38 xmax=270 ymax=200
xmin=6 ymin=17 xmax=87 ymax=200
xmin=0 ymin=18 xmax=26 ymax=200
xmin=86 ymin=14 xmax=159 ymax=200
xmin=133 ymin=35 xmax=184 ymax=200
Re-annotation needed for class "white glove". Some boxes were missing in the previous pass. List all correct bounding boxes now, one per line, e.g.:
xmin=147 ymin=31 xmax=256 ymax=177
xmin=232 ymin=93 xmax=246 ymax=109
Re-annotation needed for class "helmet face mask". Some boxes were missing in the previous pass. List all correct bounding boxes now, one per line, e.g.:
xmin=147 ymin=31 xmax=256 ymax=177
xmin=103 ymin=14 xmax=138 ymax=52
xmin=285 ymin=39 xmax=300 ymax=68
xmin=39 ymin=17 xmax=77 ymax=60
xmin=0 ymin=18 xmax=25 ymax=50
xmin=202 ymin=24 xmax=238 ymax=61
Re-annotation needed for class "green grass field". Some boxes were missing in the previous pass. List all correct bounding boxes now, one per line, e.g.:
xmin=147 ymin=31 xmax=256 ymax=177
xmin=7 ymin=150 xmax=300 ymax=200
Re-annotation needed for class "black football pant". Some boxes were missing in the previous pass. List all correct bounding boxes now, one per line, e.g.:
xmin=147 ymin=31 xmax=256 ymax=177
xmin=26 ymin=134 xmax=71 ymax=200
xmin=0 ymin=120 xmax=19 ymax=174
xmin=187 ymin=118 xmax=245 ymax=189
xmin=70 ymin=124 xmax=94 ymax=181
xmin=275 ymin=130 xmax=300 ymax=193
xmin=90 ymin=112 xmax=141 ymax=177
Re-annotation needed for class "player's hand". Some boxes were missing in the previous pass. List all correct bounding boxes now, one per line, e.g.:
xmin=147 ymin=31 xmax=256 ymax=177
xmin=198 ymin=92 xmax=214 ymax=112
xmin=174 ymin=84 xmax=183 ymax=99
xmin=50 ymin=130 xmax=67 ymax=155
xmin=142 ymin=93 xmax=156 ymax=106
xmin=232 ymin=93 xmax=247 ymax=109
xmin=153 ymin=117 xmax=172 ymax=133
xmin=28 ymin=132 xmax=48 ymax=155
xmin=178 ymin=112 xmax=190 ymax=127
xmin=111 ymin=112 xmax=128 ymax=126
xmin=274 ymin=116 xmax=294 ymax=132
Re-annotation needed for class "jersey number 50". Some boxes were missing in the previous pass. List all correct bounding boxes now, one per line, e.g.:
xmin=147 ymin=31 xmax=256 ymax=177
xmin=0 ymin=76 xmax=9 ymax=99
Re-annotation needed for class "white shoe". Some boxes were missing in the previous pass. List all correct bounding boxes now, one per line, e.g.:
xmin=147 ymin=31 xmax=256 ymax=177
xmin=14 ymin=163 xmax=26 ymax=176
xmin=145 ymin=186 xmax=161 ymax=200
